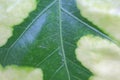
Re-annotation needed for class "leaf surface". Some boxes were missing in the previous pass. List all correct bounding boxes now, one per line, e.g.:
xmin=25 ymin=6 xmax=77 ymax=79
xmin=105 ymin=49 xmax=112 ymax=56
xmin=0 ymin=0 xmax=108 ymax=80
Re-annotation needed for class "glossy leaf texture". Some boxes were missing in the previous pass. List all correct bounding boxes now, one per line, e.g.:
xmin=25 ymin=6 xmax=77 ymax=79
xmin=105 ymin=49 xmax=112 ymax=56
xmin=0 ymin=0 xmax=109 ymax=80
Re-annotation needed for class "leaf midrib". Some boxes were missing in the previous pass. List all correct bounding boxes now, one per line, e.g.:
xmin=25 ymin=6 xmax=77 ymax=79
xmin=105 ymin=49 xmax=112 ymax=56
xmin=58 ymin=0 xmax=71 ymax=80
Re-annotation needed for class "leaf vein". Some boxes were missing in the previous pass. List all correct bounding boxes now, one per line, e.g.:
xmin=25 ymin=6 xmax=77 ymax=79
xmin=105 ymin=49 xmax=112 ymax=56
xmin=36 ymin=47 xmax=59 ymax=66
xmin=61 ymin=7 xmax=112 ymax=41
xmin=49 ymin=64 xmax=64 ymax=80
xmin=3 ymin=0 xmax=57 ymax=63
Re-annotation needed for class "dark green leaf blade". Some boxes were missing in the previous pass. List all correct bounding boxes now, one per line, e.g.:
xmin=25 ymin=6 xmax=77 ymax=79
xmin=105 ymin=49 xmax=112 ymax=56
xmin=0 ymin=0 xmax=108 ymax=80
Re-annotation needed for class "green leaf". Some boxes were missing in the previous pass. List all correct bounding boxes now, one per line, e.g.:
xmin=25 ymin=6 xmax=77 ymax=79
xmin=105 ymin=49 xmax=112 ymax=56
xmin=0 ymin=0 xmax=109 ymax=80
